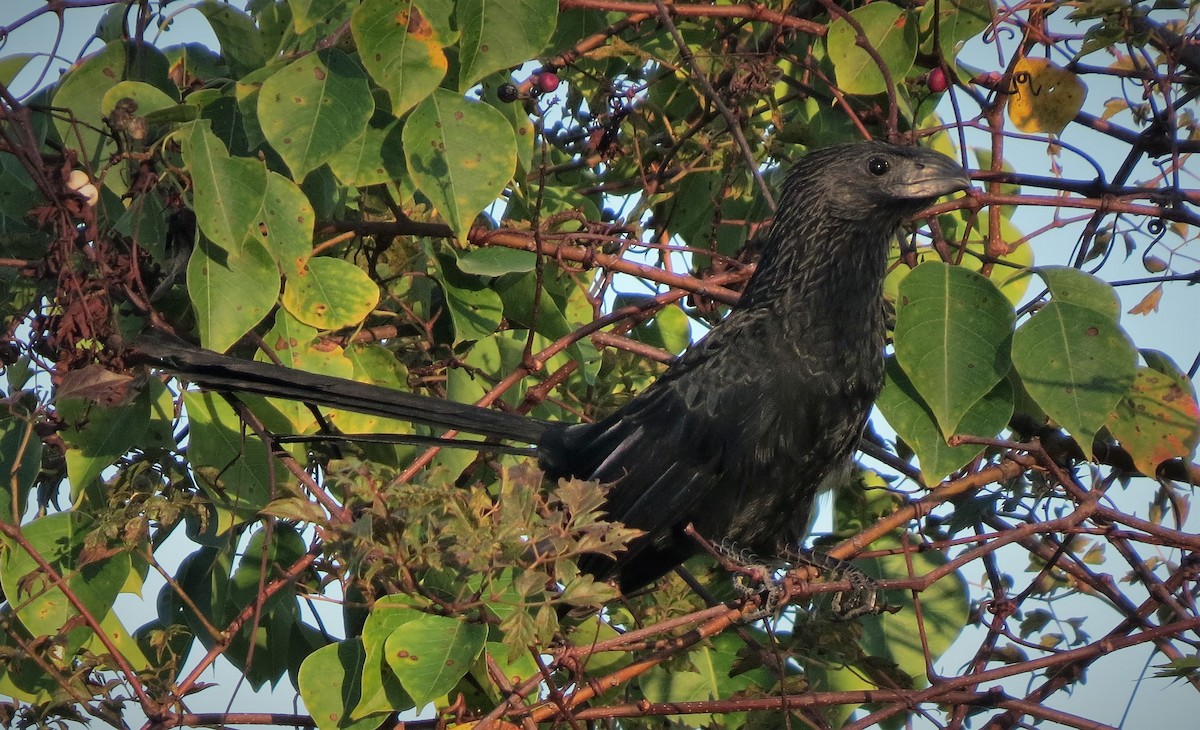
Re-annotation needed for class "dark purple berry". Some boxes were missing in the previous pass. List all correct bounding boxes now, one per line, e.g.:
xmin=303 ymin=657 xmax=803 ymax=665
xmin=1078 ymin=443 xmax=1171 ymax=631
xmin=497 ymin=83 xmax=519 ymax=103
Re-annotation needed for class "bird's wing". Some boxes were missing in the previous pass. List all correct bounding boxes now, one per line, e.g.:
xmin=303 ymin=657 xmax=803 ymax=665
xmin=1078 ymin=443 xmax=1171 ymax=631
xmin=557 ymin=307 xmax=796 ymax=587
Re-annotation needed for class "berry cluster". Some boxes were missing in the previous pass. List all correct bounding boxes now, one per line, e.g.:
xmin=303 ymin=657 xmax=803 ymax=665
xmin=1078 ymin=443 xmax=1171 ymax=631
xmin=497 ymin=69 xmax=560 ymax=103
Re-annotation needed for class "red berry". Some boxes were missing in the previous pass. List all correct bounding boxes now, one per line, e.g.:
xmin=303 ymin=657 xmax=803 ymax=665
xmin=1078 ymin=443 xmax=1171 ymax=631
xmin=927 ymin=67 xmax=949 ymax=93
xmin=535 ymin=71 xmax=560 ymax=94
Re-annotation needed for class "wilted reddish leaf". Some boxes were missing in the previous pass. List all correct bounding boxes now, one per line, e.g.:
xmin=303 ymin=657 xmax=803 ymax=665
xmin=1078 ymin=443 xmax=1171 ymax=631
xmin=1108 ymin=366 xmax=1200 ymax=475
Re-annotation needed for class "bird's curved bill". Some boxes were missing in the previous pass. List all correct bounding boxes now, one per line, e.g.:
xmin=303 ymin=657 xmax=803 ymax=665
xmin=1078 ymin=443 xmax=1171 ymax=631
xmin=901 ymin=155 xmax=973 ymax=200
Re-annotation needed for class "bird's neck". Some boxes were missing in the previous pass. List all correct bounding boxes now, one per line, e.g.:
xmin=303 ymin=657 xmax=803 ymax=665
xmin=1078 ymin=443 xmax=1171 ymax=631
xmin=738 ymin=212 xmax=894 ymax=322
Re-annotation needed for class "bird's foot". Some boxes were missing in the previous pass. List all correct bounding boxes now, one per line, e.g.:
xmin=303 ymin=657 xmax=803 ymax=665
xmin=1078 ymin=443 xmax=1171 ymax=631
xmin=710 ymin=540 xmax=789 ymax=620
xmin=785 ymin=549 xmax=896 ymax=621
xmin=682 ymin=526 xmax=789 ymax=619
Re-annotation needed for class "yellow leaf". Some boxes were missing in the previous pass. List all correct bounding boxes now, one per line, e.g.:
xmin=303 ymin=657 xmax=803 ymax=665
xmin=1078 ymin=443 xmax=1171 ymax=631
xmin=1007 ymin=57 xmax=1087 ymax=135
xmin=1127 ymin=283 xmax=1163 ymax=316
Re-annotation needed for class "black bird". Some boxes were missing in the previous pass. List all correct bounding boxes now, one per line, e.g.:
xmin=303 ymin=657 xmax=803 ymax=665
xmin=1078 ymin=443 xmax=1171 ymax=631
xmin=133 ymin=142 xmax=971 ymax=593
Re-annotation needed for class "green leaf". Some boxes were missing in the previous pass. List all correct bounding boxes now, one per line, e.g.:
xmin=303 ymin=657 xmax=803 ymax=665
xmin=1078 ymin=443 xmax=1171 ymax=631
xmin=184 ymin=391 xmax=277 ymax=523
xmin=0 ymin=54 xmax=34 ymax=88
xmin=0 ymin=606 xmax=64 ymax=703
xmin=1034 ymin=265 xmax=1121 ymax=321
xmin=0 ymin=512 xmax=131 ymax=656
xmin=0 ymin=155 xmax=39 ymax=223
xmin=263 ymin=170 xmax=317 ymax=278
xmin=165 ymin=43 xmax=230 ymax=93
xmin=430 ymin=248 xmax=504 ymax=344
xmin=384 ymin=614 xmax=487 ymax=710
xmin=628 ymin=298 xmax=692 ymax=356
xmin=0 ymin=416 xmax=41 ymax=525
xmin=326 ymin=116 xmax=407 ymax=187
xmin=860 ymin=535 xmax=970 ymax=686
xmin=455 ymin=247 xmax=537 ymax=276
xmin=187 ymin=234 xmax=280 ymax=352
xmin=100 ymin=80 xmax=178 ymax=120
xmin=352 ymin=0 xmax=455 ymax=117
xmin=479 ymin=642 xmax=541 ymax=689
xmin=57 ymin=392 xmax=151 ymax=490
xmin=457 ymin=0 xmax=557 ymax=91
xmin=331 ymin=344 xmax=415 ymax=435
xmin=287 ymin=0 xmax=323 ymax=34
xmin=252 ymin=311 xmax=354 ymax=431
xmin=181 ymin=122 xmax=269 ymax=254
xmin=640 ymin=632 xmax=772 ymax=726
xmin=234 ymin=76 xmax=269 ymax=151
xmin=1011 ymin=301 xmax=1138 ymax=448
xmin=403 ymin=89 xmax=517 ymax=239
xmin=354 ymin=596 xmax=420 ymax=718
xmin=826 ymin=4 xmax=917 ymax=96
xmin=893 ymin=261 xmax=1015 ymax=438
xmin=877 ymin=357 xmax=1013 ymax=483
xmin=298 ymin=640 xmax=386 ymax=730
xmin=885 ymin=213 xmax=1035 ymax=308
xmin=659 ymin=170 xmax=722 ymax=247
xmin=919 ymin=0 xmax=994 ymax=61
xmin=493 ymin=270 xmax=602 ymax=379
xmin=53 ymin=42 xmax=170 ymax=170
xmin=282 ymin=257 xmax=380 ymax=330
xmin=258 ymin=49 xmax=375 ymax=179
xmin=195 ymin=0 xmax=267 ymax=78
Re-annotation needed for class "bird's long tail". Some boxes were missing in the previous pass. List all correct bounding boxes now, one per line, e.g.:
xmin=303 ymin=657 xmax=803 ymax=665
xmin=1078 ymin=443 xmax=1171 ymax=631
xmin=128 ymin=334 xmax=553 ymax=445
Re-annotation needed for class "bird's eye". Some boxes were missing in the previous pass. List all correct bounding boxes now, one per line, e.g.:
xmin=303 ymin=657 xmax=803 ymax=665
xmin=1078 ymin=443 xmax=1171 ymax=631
xmin=868 ymin=157 xmax=890 ymax=176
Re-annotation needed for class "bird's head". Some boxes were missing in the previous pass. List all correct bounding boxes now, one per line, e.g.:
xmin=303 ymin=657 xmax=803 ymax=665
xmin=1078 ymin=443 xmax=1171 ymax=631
xmin=781 ymin=141 xmax=972 ymax=224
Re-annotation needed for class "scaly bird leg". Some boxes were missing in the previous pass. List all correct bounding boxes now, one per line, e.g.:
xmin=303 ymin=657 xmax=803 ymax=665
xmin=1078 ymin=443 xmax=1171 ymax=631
xmin=783 ymin=548 xmax=896 ymax=621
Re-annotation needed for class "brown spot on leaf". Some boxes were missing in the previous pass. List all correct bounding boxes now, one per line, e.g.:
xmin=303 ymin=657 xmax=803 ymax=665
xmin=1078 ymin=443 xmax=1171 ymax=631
xmin=314 ymin=67 xmax=326 ymax=81
xmin=1085 ymin=326 xmax=1099 ymax=336
xmin=454 ymin=111 xmax=464 ymax=120
xmin=407 ymin=8 xmax=434 ymax=38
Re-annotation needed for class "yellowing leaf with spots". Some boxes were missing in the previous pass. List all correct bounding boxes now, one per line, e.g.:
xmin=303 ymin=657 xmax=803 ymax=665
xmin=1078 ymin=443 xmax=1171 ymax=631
xmin=258 ymin=49 xmax=374 ymax=179
xmin=1108 ymin=357 xmax=1200 ymax=476
xmin=352 ymin=0 xmax=456 ymax=117
xmin=403 ymin=89 xmax=517 ymax=240
xmin=1007 ymin=57 xmax=1086 ymax=135
xmin=384 ymin=614 xmax=487 ymax=710
xmin=282 ymin=256 xmax=380 ymax=330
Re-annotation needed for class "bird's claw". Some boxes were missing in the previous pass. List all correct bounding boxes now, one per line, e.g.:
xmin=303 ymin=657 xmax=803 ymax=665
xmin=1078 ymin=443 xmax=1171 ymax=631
xmin=712 ymin=541 xmax=787 ymax=620
xmin=829 ymin=569 xmax=883 ymax=621
xmin=785 ymin=548 xmax=894 ymax=621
